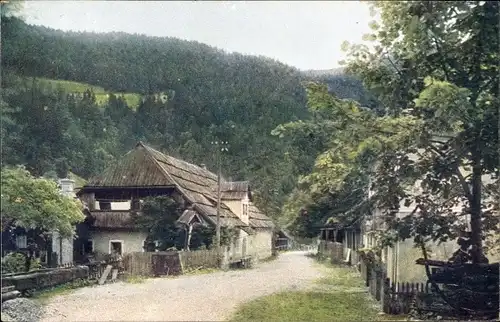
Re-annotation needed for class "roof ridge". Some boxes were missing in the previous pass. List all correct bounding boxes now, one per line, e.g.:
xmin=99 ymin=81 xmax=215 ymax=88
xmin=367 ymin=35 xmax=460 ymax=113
xmin=141 ymin=142 xmax=217 ymax=178
xmin=139 ymin=143 xmax=243 ymax=226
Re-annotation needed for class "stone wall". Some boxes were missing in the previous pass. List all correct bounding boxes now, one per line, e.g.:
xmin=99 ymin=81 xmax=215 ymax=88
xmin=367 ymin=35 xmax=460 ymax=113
xmin=2 ymin=266 xmax=89 ymax=292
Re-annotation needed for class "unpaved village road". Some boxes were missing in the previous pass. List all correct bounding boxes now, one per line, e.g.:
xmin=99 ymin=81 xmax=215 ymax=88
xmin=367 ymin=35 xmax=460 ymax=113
xmin=42 ymin=251 xmax=323 ymax=322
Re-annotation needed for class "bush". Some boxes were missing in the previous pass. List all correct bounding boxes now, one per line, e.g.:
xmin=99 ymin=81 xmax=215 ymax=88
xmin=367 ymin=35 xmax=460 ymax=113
xmin=1 ymin=253 xmax=43 ymax=274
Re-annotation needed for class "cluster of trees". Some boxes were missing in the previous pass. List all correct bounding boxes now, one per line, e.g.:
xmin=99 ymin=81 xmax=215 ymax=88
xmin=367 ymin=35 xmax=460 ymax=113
xmin=4 ymin=1 xmax=494 ymax=262
xmin=132 ymin=196 xmax=238 ymax=251
xmin=1 ymin=15 xmax=368 ymax=223
xmin=277 ymin=1 xmax=499 ymax=261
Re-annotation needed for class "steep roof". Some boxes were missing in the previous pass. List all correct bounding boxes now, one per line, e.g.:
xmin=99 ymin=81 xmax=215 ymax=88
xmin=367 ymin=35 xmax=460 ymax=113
xmin=83 ymin=142 xmax=251 ymax=229
xmin=220 ymin=181 xmax=251 ymax=200
xmin=248 ymin=203 xmax=274 ymax=229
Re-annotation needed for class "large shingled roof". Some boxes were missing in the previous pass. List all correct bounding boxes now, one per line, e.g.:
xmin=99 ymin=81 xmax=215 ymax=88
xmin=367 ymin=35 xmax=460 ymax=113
xmin=83 ymin=142 xmax=272 ymax=231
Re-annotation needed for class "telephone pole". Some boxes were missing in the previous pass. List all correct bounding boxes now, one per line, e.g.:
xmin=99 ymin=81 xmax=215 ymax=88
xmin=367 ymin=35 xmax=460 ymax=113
xmin=211 ymin=140 xmax=228 ymax=267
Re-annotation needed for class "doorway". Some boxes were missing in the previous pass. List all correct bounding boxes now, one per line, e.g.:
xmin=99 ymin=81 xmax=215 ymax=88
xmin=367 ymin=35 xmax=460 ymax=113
xmin=109 ymin=240 xmax=123 ymax=255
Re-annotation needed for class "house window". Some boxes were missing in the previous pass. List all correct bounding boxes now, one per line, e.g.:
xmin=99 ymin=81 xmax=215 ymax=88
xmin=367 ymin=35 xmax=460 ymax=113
xmin=109 ymin=240 xmax=124 ymax=255
xmin=99 ymin=201 xmax=111 ymax=211
xmin=15 ymin=235 xmax=27 ymax=249
xmin=242 ymin=202 xmax=249 ymax=217
xmin=131 ymin=199 xmax=141 ymax=211
xmin=82 ymin=240 xmax=94 ymax=254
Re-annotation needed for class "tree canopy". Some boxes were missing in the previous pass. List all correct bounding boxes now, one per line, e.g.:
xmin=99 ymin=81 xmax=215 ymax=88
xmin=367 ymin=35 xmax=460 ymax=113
xmin=1 ymin=166 xmax=85 ymax=237
xmin=276 ymin=1 xmax=499 ymax=261
xmin=1 ymin=16 xmax=369 ymax=222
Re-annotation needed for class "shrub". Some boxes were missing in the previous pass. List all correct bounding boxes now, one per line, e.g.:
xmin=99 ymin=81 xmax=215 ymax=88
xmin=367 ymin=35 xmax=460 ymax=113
xmin=1 ymin=252 xmax=43 ymax=274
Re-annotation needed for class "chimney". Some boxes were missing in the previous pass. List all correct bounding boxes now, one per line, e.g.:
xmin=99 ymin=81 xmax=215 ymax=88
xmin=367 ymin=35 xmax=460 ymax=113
xmin=59 ymin=178 xmax=75 ymax=197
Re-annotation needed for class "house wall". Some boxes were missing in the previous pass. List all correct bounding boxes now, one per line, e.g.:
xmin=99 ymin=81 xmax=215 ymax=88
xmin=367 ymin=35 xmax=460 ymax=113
xmin=385 ymin=237 xmax=500 ymax=284
xmin=223 ymin=198 xmax=249 ymax=225
xmin=50 ymin=178 xmax=76 ymax=265
xmin=228 ymin=229 xmax=249 ymax=260
xmin=248 ymin=228 xmax=273 ymax=261
xmin=51 ymin=232 xmax=74 ymax=266
xmin=89 ymin=230 xmax=148 ymax=255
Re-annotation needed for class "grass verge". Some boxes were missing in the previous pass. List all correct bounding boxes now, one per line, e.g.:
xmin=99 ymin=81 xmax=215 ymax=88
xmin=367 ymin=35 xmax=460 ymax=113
xmin=124 ymin=274 xmax=147 ymax=284
xmin=229 ymin=254 xmax=407 ymax=322
xmin=32 ymin=278 xmax=95 ymax=304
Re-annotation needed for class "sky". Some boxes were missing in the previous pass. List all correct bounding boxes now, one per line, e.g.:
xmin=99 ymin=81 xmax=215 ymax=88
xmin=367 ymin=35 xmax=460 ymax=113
xmin=23 ymin=1 xmax=374 ymax=71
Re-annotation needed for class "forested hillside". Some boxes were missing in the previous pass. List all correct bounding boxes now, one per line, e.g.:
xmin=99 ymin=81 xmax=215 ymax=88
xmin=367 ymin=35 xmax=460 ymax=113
xmin=1 ymin=16 xmax=369 ymax=221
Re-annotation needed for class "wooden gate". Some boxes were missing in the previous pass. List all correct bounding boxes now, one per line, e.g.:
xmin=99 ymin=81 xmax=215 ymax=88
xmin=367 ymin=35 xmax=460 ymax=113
xmin=151 ymin=252 xmax=182 ymax=277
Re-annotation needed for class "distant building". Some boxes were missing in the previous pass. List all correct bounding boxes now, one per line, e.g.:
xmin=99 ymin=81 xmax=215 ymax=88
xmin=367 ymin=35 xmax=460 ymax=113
xmin=75 ymin=142 xmax=275 ymax=263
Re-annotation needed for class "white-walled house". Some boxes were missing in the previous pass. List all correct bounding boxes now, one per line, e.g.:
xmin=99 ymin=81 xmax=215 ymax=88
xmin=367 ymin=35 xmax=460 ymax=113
xmin=75 ymin=142 xmax=275 ymax=261
xmin=362 ymin=146 xmax=499 ymax=284
xmin=220 ymin=181 xmax=275 ymax=261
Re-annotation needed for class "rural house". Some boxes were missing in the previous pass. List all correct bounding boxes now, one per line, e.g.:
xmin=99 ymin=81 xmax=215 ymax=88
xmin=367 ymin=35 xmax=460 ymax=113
xmin=354 ymin=137 xmax=500 ymax=284
xmin=1 ymin=178 xmax=77 ymax=267
xmin=75 ymin=142 xmax=275 ymax=263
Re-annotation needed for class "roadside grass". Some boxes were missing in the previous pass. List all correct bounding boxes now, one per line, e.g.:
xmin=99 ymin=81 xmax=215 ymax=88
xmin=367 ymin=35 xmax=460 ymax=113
xmin=230 ymin=291 xmax=379 ymax=322
xmin=124 ymin=274 xmax=147 ymax=284
xmin=32 ymin=278 xmax=96 ymax=304
xmin=229 ymin=254 xmax=407 ymax=322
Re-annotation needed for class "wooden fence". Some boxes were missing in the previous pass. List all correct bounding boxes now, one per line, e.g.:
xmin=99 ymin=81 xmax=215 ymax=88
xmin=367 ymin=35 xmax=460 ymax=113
xmin=123 ymin=249 xmax=222 ymax=277
xmin=358 ymin=253 xmax=435 ymax=315
xmin=180 ymin=248 xmax=219 ymax=270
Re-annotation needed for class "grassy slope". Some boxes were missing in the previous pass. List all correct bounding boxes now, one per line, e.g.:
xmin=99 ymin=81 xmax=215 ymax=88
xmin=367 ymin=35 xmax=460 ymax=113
xmin=39 ymin=77 xmax=143 ymax=109
xmin=229 ymin=257 xmax=406 ymax=322
xmin=11 ymin=75 xmax=143 ymax=109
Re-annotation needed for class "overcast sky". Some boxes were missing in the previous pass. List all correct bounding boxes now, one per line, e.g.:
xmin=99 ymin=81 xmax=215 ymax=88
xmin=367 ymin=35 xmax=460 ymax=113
xmin=23 ymin=1 xmax=373 ymax=71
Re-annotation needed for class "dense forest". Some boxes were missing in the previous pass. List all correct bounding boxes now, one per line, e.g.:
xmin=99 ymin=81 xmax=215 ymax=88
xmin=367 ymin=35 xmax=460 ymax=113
xmin=1 ymin=16 xmax=369 ymax=223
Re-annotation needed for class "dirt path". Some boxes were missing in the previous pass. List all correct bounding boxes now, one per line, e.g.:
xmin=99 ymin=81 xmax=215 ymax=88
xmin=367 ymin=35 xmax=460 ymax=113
xmin=42 ymin=251 xmax=323 ymax=322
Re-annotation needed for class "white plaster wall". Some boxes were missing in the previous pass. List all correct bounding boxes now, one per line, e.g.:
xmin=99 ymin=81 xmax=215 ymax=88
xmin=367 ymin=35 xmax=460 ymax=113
xmin=51 ymin=231 xmax=74 ymax=265
xmin=249 ymin=229 xmax=273 ymax=260
xmin=89 ymin=231 xmax=148 ymax=255
xmin=223 ymin=199 xmax=249 ymax=225
xmin=229 ymin=229 xmax=249 ymax=259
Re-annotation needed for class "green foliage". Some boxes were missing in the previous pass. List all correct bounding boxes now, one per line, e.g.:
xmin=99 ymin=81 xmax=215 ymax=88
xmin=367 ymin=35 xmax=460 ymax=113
xmin=1 ymin=252 xmax=41 ymax=274
xmin=9 ymin=76 xmax=144 ymax=109
xmin=132 ymin=196 xmax=234 ymax=250
xmin=0 ymin=0 xmax=25 ymax=18
xmin=33 ymin=278 xmax=95 ymax=301
xmin=0 ymin=16 xmax=369 ymax=224
xmin=230 ymin=263 xmax=382 ymax=322
xmin=132 ymin=196 xmax=185 ymax=250
xmin=281 ymin=1 xmax=499 ymax=259
xmin=1 ymin=166 xmax=85 ymax=237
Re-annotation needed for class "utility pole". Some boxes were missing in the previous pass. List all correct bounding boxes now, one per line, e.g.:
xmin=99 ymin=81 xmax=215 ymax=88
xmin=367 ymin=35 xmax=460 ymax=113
xmin=211 ymin=140 xmax=228 ymax=267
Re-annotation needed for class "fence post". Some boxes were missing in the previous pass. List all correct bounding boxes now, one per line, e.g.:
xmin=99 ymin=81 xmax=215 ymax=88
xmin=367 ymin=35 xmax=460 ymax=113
xmin=382 ymin=277 xmax=391 ymax=314
xmin=375 ymin=268 xmax=381 ymax=301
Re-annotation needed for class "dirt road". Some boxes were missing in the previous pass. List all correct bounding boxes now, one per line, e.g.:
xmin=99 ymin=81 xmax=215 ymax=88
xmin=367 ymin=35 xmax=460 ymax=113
xmin=42 ymin=251 xmax=323 ymax=321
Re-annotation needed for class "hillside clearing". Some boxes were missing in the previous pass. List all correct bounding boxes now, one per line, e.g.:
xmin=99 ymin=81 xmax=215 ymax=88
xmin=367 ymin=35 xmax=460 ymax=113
xmin=8 ymin=75 xmax=143 ymax=109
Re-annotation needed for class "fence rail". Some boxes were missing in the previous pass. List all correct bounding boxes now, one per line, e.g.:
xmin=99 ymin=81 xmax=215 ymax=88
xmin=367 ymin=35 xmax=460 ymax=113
xmin=358 ymin=253 xmax=436 ymax=315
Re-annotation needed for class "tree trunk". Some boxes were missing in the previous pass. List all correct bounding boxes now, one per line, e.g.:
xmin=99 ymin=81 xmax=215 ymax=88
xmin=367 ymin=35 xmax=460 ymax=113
xmin=186 ymin=225 xmax=193 ymax=251
xmin=470 ymin=156 xmax=486 ymax=263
